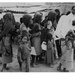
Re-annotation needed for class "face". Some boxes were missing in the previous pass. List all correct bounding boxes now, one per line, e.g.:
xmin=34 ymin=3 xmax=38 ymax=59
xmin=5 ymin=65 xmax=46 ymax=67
xmin=47 ymin=21 xmax=52 ymax=29
xmin=73 ymin=40 xmax=75 ymax=48
xmin=29 ymin=19 xmax=33 ymax=25
xmin=67 ymin=40 xmax=72 ymax=49
xmin=22 ymin=36 xmax=27 ymax=43
xmin=72 ymin=7 xmax=75 ymax=15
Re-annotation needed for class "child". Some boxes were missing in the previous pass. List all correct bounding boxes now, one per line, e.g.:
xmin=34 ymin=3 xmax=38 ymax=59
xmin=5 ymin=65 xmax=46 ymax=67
xmin=57 ymin=31 xmax=74 ymax=72
xmin=17 ymin=35 xmax=31 ymax=72
xmin=45 ymin=20 xmax=55 ymax=66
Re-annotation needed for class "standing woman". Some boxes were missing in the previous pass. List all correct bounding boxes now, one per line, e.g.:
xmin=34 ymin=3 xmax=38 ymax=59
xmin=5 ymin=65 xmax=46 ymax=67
xmin=31 ymin=12 xmax=42 ymax=64
xmin=45 ymin=11 xmax=57 ymax=66
xmin=0 ymin=12 xmax=15 ymax=72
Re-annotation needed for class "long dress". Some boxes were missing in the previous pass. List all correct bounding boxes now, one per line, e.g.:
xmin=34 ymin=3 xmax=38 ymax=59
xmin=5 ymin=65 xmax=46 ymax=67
xmin=32 ymin=33 xmax=41 ymax=55
xmin=45 ymin=29 xmax=55 ymax=65
xmin=2 ymin=35 xmax=12 ymax=64
xmin=60 ymin=40 xmax=74 ymax=71
xmin=0 ymin=13 xmax=15 ymax=64
xmin=46 ymin=40 xmax=55 ymax=65
xmin=31 ymin=23 xmax=42 ymax=56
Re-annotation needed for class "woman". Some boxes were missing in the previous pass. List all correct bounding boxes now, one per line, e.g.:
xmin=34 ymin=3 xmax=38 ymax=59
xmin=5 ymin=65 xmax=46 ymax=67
xmin=19 ymin=14 xmax=32 ymax=69
xmin=45 ymin=21 xmax=55 ymax=66
xmin=31 ymin=12 xmax=42 ymax=66
xmin=45 ymin=11 xmax=57 ymax=66
xmin=0 ymin=12 xmax=16 ymax=72
xmin=20 ymin=14 xmax=32 ymax=36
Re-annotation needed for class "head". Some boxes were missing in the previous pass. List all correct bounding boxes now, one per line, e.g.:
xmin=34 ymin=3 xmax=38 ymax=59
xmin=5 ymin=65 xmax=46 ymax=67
xmin=48 ymin=11 xmax=57 ymax=24
xmin=66 ymin=39 xmax=72 ymax=49
xmin=34 ymin=12 xmax=43 ymax=23
xmin=3 ymin=12 xmax=13 ymax=21
xmin=22 ymin=14 xmax=32 ymax=28
xmin=3 ymin=12 xmax=16 ymax=25
xmin=72 ymin=6 xmax=75 ymax=15
xmin=33 ymin=23 xmax=40 ymax=33
xmin=47 ymin=21 xmax=52 ymax=29
xmin=65 ymin=30 xmax=75 ymax=49
xmin=28 ymin=19 xmax=33 ymax=29
xmin=22 ymin=36 xmax=28 ymax=43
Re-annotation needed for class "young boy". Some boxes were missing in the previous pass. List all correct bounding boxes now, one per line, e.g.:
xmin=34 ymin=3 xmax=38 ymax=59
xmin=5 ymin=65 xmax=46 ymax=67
xmin=17 ymin=35 xmax=31 ymax=72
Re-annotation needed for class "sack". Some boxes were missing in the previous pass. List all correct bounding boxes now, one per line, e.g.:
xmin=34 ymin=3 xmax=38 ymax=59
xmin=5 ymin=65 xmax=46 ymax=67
xmin=41 ymin=42 xmax=47 ymax=51
xmin=31 ymin=47 xmax=36 ymax=55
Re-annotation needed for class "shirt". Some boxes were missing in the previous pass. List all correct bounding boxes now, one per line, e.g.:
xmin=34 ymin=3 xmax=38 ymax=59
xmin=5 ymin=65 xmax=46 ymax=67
xmin=54 ymin=13 xmax=75 ymax=39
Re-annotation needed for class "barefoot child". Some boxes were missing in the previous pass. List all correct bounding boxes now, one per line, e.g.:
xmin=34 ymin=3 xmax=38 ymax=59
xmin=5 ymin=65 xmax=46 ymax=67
xmin=17 ymin=35 xmax=31 ymax=72
xmin=57 ymin=31 xmax=74 ymax=72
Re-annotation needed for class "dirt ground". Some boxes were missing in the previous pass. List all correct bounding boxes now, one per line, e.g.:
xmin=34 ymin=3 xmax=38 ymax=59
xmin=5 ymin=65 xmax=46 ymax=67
xmin=0 ymin=44 xmax=75 ymax=72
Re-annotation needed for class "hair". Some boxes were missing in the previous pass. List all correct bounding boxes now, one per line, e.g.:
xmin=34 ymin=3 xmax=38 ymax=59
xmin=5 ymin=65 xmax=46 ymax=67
xmin=20 ymin=17 xmax=23 ymax=23
xmin=21 ymin=31 xmax=28 ymax=41
xmin=22 ymin=14 xmax=32 ymax=28
xmin=48 ymin=11 xmax=57 ymax=24
xmin=72 ymin=6 xmax=75 ymax=10
xmin=55 ymin=9 xmax=60 ymax=15
xmin=66 ymin=11 xmax=71 ymax=15
xmin=65 ymin=30 xmax=75 ymax=47
xmin=33 ymin=12 xmax=42 ymax=23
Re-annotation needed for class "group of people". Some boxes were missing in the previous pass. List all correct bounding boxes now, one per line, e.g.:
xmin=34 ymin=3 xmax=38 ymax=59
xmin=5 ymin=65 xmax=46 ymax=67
xmin=0 ymin=5 xmax=75 ymax=72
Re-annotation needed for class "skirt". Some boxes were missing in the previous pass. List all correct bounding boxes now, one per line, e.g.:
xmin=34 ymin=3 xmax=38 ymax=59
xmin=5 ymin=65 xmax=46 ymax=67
xmin=2 ymin=55 xmax=12 ymax=64
xmin=45 ymin=42 xmax=54 ymax=65
xmin=32 ymin=36 xmax=41 ymax=55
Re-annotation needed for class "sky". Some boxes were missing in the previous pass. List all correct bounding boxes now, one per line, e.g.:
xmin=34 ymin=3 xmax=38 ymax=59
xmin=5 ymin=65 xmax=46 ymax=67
xmin=0 ymin=2 xmax=45 ymax=7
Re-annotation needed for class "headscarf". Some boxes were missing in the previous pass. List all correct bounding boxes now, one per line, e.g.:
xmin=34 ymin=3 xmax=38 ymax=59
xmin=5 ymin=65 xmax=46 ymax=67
xmin=0 ymin=12 xmax=15 ymax=39
xmin=33 ymin=12 xmax=42 ymax=23
xmin=48 ymin=11 xmax=57 ymax=24
xmin=22 ymin=14 xmax=32 ymax=28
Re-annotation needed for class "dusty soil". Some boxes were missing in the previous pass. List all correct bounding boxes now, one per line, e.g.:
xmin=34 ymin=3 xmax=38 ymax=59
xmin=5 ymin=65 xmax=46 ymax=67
xmin=0 ymin=44 xmax=75 ymax=72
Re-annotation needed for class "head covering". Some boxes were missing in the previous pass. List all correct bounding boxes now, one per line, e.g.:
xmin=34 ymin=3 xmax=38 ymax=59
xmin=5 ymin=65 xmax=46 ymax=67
xmin=0 ymin=12 xmax=15 ymax=39
xmin=34 ymin=12 xmax=42 ymax=23
xmin=22 ymin=14 xmax=32 ymax=28
xmin=3 ymin=12 xmax=13 ymax=21
xmin=48 ymin=11 xmax=57 ymax=23
xmin=65 ymin=30 xmax=75 ymax=42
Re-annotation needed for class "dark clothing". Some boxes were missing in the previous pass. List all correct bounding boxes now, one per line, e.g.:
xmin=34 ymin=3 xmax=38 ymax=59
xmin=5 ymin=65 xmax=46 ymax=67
xmin=41 ymin=28 xmax=47 ymax=44
xmin=55 ymin=39 xmax=62 ymax=57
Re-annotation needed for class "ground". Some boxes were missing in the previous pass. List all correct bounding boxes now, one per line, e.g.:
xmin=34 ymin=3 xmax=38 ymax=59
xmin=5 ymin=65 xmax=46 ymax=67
xmin=0 ymin=44 xmax=75 ymax=72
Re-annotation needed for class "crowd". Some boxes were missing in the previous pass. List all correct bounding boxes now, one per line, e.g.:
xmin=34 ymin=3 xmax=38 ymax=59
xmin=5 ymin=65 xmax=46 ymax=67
xmin=0 ymin=5 xmax=75 ymax=72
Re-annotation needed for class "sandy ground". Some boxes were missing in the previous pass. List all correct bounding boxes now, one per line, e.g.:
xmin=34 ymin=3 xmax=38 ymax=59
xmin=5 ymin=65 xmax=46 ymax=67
xmin=0 ymin=44 xmax=75 ymax=72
